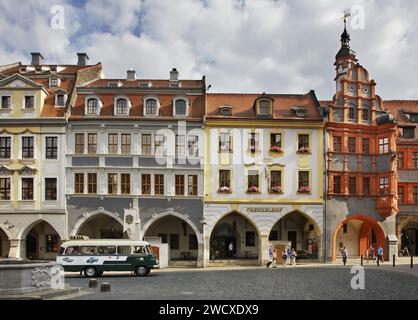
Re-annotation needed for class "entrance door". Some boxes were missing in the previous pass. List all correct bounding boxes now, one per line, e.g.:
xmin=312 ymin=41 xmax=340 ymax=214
xmin=288 ymin=231 xmax=297 ymax=250
xmin=26 ymin=231 xmax=38 ymax=260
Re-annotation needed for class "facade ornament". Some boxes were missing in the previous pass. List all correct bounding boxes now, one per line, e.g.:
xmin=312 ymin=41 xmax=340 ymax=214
xmin=16 ymin=165 xmax=37 ymax=175
xmin=0 ymin=165 xmax=15 ymax=175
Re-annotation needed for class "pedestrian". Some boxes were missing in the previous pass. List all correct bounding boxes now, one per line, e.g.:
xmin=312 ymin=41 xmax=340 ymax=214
xmin=282 ymin=249 xmax=288 ymax=267
xmin=272 ymin=249 xmax=278 ymax=268
xmin=341 ymin=247 xmax=348 ymax=266
xmin=228 ymin=242 xmax=234 ymax=258
xmin=291 ymin=248 xmax=297 ymax=267
xmin=377 ymin=245 xmax=383 ymax=265
xmin=367 ymin=245 xmax=374 ymax=263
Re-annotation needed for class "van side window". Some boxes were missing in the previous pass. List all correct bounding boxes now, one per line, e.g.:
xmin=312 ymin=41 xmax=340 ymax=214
xmin=65 ymin=246 xmax=80 ymax=255
xmin=134 ymin=246 xmax=146 ymax=254
xmin=80 ymin=246 xmax=98 ymax=255
xmin=117 ymin=246 xmax=131 ymax=255
xmin=98 ymin=246 xmax=116 ymax=255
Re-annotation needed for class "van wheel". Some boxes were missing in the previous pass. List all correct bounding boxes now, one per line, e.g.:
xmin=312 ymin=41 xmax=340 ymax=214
xmin=84 ymin=267 xmax=97 ymax=278
xmin=135 ymin=266 xmax=149 ymax=277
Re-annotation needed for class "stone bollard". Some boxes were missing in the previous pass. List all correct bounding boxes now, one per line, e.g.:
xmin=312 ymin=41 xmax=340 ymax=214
xmin=411 ymin=256 xmax=414 ymax=269
xmin=361 ymin=255 xmax=363 ymax=266
xmin=101 ymin=282 xmax=111 ymax=292
xmin=89 ymin=278 xmax=98 ymax=288
xmin=393 ymin=254 xmax=395 ymax=267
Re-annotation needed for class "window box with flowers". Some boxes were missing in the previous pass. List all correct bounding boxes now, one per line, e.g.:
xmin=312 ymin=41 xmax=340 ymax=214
xmin=297 ymin=146 xmax=310 ymax=154
xmin=218 ymin=186 xmax=232 ymax=194
xmin=298 ymin=186 xmax=311 ymax=193
xmin=247 ymin=185 xmax=260 ymax=193
xmin=270 ymin=186 xmax=283 ymax=194
xmin=269 ymin=146 xmax=283 ymax=153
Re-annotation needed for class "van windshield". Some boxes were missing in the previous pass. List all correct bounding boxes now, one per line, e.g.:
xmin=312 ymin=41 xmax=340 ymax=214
xmin=58 ymin=247 xmax=65 ymax=255
xmin=133 ymin=246 xmax=147 ymax=254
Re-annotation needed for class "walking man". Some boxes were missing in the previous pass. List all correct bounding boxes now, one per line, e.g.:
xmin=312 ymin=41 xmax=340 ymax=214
xmin=282 ymin=249 xmax=288 ymax=268
xmin=377 ymin=245 xmax=384 ymax=265
xmin=291 ymin=248 xmax=297 ymax=267
xmin=341 ymin=247 xmax=348 ymax=266
xmin=367 ymin=245 xmax=374 ymax=263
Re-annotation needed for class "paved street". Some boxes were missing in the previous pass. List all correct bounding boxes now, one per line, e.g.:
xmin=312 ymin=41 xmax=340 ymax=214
xmin=64 ymin=265 xmax=418 ymax=300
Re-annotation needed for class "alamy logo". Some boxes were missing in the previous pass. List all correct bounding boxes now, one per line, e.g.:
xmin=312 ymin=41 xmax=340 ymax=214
xmin=50 ymin=5 xmax=65 ymax=30
xmin=350 ymin=266 xmax=365 ymax=290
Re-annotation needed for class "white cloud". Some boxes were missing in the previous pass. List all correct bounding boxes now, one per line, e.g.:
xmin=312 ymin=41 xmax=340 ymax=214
xmin=0 ymin=0 xmax=417 ymax=99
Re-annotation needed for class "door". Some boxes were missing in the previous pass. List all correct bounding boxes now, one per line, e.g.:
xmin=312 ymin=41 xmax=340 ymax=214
xmin=26 ymin=231 xmax=38 ymax=260
xmin=288 ymin=231 xmax=297 ymax=250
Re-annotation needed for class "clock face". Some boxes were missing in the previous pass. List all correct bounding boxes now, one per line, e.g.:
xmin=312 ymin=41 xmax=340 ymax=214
xmin=349 ymin=85 xmax=355 ymax=92
xmin=363 ymin=87 xmax=369 ymax=94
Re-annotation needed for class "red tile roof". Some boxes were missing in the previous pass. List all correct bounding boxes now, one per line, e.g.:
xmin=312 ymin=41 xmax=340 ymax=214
xmin=82 ymin=78 xmax=204 ymax=89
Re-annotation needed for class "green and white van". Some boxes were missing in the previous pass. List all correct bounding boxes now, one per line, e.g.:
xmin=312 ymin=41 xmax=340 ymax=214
xmin=57 ymin=239 xmax=159 ymax=277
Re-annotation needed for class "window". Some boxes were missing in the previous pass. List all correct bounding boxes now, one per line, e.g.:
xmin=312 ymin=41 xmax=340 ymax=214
xmin=189 ymin=234 xmax=198 ymax=250
xmin=155 ymin=135 xmax=165 ymax=156
xmin=379 ymin=177 xmax=389 ymax=195
xmin=1 ymin=96 xmax=11 ymax=109
xmin=56 ymin=94 xmax=65 ymax=107
xmin=121 ymin=174 xmax=130 ymax=194
xmin=333 ymin=176 xmax=341 ymax=194
xmin=141 ymin=174 xmax=151 ymax=195
xmin=247 ymin=172 xmax=259 ymax=192
xmin=45 ymin=178 xmax=57 ymax=200
xmin=362 ymin=138 xmax=370 ymax=155
xmin=270 ymin=171 xmax=282 ymax=192
xmin=298 ymin=134 xmax=309 ymax=152
xmin=349 ymin=177 xmax=356 ymax=195
xmin=22 ymin=137 xmax=34 ymax=159
xmin=176 ymin=135 xmax=186 ymax=157
xmin=175 ymin=175 xmax=185 ymax=196
xmin=75 ymin=133 xmax=84 ymax=154
xmin=75 ymin=173 xmax=84 ymax=194
xmin=87 ymin=173 xmax=97 ymax=194
xmin=410 ymin=114 xmax=418 ymax=123
xmin=348 ymin=137 xmax=356 ymax=153
xmin=116 ymin=98 xmax=128 ymax=115
xmin=363 ymin=177 xmax=370 ymax=195
xmin=348 ymin=106 xmax=355 ymax=120
xmin=188 ymin=175 xmax=198 ymax=196
xmin=343 ymin=224 xmax=348 ymax=234
xmin=169 ymin=234 xmax=179 ymax=250
xmin=298 ymin=171 xmax=310 ymax=192
xmin=108 ymin=174 xmax=118 ymax=195
xmin=219 ymin=170 xmax=231 ymax=190
xmin=141 ymin=134 xmax=152 ymax=156
xmin=398 ymin=152 xmax=404 ymax=169
xmin=270 ymin=133 xmax=282 ymax=152
xmin=246 ymin=231 xmax=256 ymax=247
xmin=45 ymin=137 xmax=58 ymax=159
xmin=121 ymin=134 xmax=131 ymax=155
xmin=413 ymin=152 xmax=418 ymax=169
xmin=21 ymin=178 xmax=34 ymax=200
xmin=108 ymin=133 xmax=118 ymax=154
xmin=0 ymin=137 xmax=11 ymax=159
xmin=86 ymin=98 xmax=98 ymax=115
xmin=118 ymin=246 xmax=131 ymax=255
xmin=188 ymin=135 xmax=199 ymax=157
xmin=401 ymin=127 xmax=415 ymax=138
xmin=219 ymin=132 xmax=231 ymax=152
xmin=46 ymin=235 xmax=59 ymax=252
xmin=154 ymin=174 xmax=164 ymax=195
xmin=145 ymin=99 xmax=158 ymax=115
xmin=175 ymin=99 xmax=187 ymax=116
xmin=398 ymin=186 xmax=404 ymax=204
xmin=333 ymin=136 xmax=342 ymax=152
xmin=50 ymin=77 xmax=59 ymax=87
xmin=248 ymin=133 xmax=259 ymax=153
xmin=259 ymin=100 xmax=270 ymax=115
xmin=88 ymin=133 xmax=97 ymax=154
xmin=414 ymin=186 xmax=418 ymax=204
xmin=0 ymin=178 xmax=11 ymax=200
xmin=362 ymin=108 xmax=369 ymax=121
xmin=24 ymin=96 xmax=35 ymax=109
xmin=379 ymin=138 xmax=389 ymax=154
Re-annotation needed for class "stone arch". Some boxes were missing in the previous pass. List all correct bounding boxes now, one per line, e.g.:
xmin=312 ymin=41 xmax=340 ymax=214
xmin=142 ymin=211 xmax=203 ymax=244
xmin=0 ymin=225 xmax=12 ymax=240
xmin=268 ymin=210 xmax=322 ymax=237
xmin=18 ymin=218 xmax=64 ymax=240
xmin=332 ymin=214 xmax=386 ymax=261
xmin=208 ymin=210 xmax=261 ymax=239
xmin=0 ymin=225 xmax=11 ymax=258
xmin=70 ymin=209 xmax=124 ymax=237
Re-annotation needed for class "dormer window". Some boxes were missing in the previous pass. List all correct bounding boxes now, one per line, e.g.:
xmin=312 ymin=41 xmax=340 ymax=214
xmin=56 ymin=94 xmax=66 ymax=107
xmin=24 ymin=96 xmax=35 ymax=109
xmin=85 ymin=97 xmax=101 ymax=116
xmin=219 ymin=106 xmax=232 ymax=116
xmin=0 ymin=95 xmax=11 ymax=109
xmin=255 ymin=97 xmax=273 ymax=117
xmin=173 ymin=98 xmax=188 ymax=116
xmin=144 ymin=97 xmax=159 ymax=116
xmin=115 ymin=98 xmax=129 ymax=115
xmin=259 ymin=100 xmax=271 ymax=115
xmin=108 ymin=81 xmax=122 ymax=88
xmin=49 ymin=77 xmax=60 ymax=87
xmin=291 ymin=106 xmax=307 ymax=118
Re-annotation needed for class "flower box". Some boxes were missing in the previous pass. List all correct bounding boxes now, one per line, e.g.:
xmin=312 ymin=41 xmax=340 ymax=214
xmin=270 ymin=186 xmax=282 ymax=193
xmin=297 ymin=147 xmax=310 ymax=153
xmin=247 ymin=186 xmax=260 ymax=193
xmin=298 ymin=186 xmax=311 ymax=193
xmin=218 ymin=186 xmax=232 ymax=193
xmin=269 ymin=146 xmax=282 ymax=153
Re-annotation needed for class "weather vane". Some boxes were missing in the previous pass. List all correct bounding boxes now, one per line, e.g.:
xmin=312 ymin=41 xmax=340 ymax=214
xmin=342 ymin=10 xmax=351 ymax=28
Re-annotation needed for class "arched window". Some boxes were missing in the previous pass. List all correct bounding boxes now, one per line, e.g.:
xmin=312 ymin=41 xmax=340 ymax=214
xmin=116 ymin=98 xmax=128 ymax=115
xmin=259 ymin=100 xmax=270 ymax=115
xmin=86 ymin=98 xmax=98 ymax=115
xmin=145 ymin=99 xmax=158 ymax=115
xmin=175 ymin=99 xmax=187 ymax=116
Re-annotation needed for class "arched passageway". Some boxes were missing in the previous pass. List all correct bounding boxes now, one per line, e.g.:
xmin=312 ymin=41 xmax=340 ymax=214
xmin=77 ymin=214 xmax=126 ymax=239
xmin=24 ymin=221 xmax=61 ymax=260
xmin=0 ymin=227 xmax=10 ymax=258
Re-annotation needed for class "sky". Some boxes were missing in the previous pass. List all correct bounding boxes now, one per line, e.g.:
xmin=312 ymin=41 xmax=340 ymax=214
xmin=0 ymin=0 xmax=417 ymax=100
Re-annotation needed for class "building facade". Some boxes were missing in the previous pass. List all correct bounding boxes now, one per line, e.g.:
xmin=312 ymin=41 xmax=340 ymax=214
xmin=204 ymin=92 xmax=325 ymax=266
xmin=66 ymin=68 xmax=206 ymax=266
xmin=384 ymin=101 xmax=418 ymax=256
xmin=0 ymin=53 xmax=101 ymax=259
xmin=323 ymin=25 xmax=398 ymax=261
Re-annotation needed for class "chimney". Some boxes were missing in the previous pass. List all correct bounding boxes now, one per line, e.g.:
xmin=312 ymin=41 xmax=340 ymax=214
xmin=127 ymin=69 xmax=137 ymax=81
xmin=31 ymin=52 xmax=44 ymax=66
xmin=77 ymin=53 xmax=90 ymax=66
xmin=170 ymin=68 xmax=179 ymax=81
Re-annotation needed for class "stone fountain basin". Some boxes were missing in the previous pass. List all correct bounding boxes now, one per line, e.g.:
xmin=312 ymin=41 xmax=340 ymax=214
xmin=0 ymin=260 xmax=61 ymax=293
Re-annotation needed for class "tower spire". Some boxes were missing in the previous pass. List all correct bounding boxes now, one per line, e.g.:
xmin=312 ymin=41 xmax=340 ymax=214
xmin=335 ymin=11 xmax=357 ymax=62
